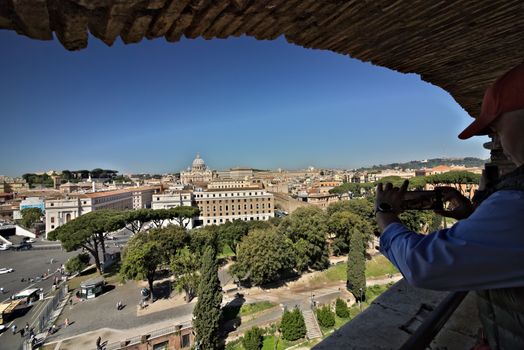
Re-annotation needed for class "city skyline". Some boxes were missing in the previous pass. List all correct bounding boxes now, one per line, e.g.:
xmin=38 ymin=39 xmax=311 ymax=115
xmin=2 ymin=153 xmax=487 ymax=178
xmin=1 ymin=31 xmax=489 ymax=176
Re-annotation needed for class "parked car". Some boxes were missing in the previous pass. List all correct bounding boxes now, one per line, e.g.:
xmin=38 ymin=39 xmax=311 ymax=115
xmin=23 ymin=238 xmax=35 ymax=243
xmin=0 ymin=244 xmax=11 ymax=251
xmin=0 ymin=268 xmax=14 ymax=274
xmin=11 ymin=242 xmax=32 ymax=251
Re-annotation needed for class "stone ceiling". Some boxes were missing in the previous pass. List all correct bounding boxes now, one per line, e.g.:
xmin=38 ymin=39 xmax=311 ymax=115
xmin=1 ymin=0 xmax=524 ymax=118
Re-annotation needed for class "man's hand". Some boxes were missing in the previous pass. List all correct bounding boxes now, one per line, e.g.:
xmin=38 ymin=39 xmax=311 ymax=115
xmin=434 ymin=187 xmax=474 ymax=220
xmin=375 ymin=180 xmax=408 ymax=232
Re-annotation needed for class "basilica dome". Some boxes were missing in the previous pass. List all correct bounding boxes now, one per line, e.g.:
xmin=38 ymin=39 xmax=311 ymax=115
xmin=192 ymin=153 xmax=206 ymax=171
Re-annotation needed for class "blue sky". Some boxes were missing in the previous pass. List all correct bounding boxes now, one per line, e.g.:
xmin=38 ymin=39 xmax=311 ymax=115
xmin=0 ymin=31 xmax=489 ymax=176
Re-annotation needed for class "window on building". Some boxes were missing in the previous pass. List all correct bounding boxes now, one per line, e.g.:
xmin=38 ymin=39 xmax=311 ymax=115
xmin=51 ymin=217 xmax=55 ymax=223
xmin=51 ymin=225 xmax=55 ymax=229
xmin=225 ymin=205 xmax=228 ymax=211
xmin=182 ymin=334 xmax=191 ymax=348
xmin=153 ymin=341 xmax=168 ymax=350
xmin=268 ymin=203 xmax=271 ymax=208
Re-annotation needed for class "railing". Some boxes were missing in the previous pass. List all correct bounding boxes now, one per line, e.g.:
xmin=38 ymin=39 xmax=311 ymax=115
xmin=399 ymin=291 xmax=468 ymax=350
xmin=104 ymin=322 xmax=192 ymax=350
xmin=33 ymin=284 xmax=68 ymax=334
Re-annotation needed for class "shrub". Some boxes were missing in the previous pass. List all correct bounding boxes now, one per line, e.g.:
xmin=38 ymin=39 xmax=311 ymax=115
xmin=335 ymin=298 xmax=350 ymax=319
xmin=65 ymin=253 xmax=90 ymax=273
xmin=316 ymin=305 xmax=335 ymax=328
xmin=280 ymin=307 xmax=306 ymax=341
xmin=242 ymin=326 xmax=264 ymax=350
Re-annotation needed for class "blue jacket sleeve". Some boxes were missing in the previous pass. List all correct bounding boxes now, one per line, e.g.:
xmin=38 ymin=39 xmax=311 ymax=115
xmin=379 ymin=190 xmax=524 ymax=291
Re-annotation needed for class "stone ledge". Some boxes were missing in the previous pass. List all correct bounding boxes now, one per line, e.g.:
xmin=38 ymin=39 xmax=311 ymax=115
xmin=313 ymin=279 xmax=479 ymax=349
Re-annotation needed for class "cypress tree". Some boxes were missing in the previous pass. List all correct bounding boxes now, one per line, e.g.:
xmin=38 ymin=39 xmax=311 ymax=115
xmin=335 ymin=298 xmax=350 ymax=319
xmin=193 ymin=246 xmax=223 ymax=349
xmin=347 ymin=228 xmax=366 ymax=302
xmin=280 ymin=307 xmax=306 ymax=341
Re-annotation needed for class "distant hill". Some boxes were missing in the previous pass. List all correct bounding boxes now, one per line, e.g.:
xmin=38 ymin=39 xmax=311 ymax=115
xmin=359 ymin=157 xmax=487 ymax=171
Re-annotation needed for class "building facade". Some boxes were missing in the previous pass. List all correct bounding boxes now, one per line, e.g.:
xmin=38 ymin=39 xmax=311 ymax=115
xmin=180 ymin=153 xmax=213 ymax=185
xmin=45 ymin=186 xmax=159 ymax=236
xmin=194 ymin=187 xmax=274 ymax=226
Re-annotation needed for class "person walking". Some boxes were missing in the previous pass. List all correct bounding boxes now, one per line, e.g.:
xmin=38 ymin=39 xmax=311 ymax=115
xmin=20 ymin=328 xmax=25 ymax=338
xmin=11 ymin=324 xmax=17 ymax=335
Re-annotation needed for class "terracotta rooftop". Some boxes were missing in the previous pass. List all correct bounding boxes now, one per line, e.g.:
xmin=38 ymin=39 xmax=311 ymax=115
xmin=1 ymin=1 xmax=524 ymax=119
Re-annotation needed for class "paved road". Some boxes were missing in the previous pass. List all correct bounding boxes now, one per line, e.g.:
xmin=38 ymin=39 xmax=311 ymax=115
xmin=0 ymin=249 xmax=76 ymax=302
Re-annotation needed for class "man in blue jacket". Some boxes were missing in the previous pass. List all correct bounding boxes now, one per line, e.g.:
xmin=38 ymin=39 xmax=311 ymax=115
xmin=375 ymin=61 xmax=524 ymax=349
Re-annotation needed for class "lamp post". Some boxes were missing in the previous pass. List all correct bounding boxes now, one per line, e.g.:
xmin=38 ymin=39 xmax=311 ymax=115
xmin=359 ymin=288 xmax=363 ymax=312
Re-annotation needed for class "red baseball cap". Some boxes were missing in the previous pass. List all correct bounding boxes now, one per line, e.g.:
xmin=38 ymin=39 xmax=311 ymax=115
xmin=458 ymin=61 xmax=524 ymax=139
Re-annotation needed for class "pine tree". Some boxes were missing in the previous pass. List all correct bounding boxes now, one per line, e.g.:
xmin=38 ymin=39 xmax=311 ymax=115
xmin=335 ymin=298 xmax=350 ymax=319
xmin=347 ymin=228 xmax=366 ymax=302
xmin=280 ymin=307 xmax=306 ymax=341
xmin=316 ymin=305 xmax=335 ymax=328
xmin=242 ymin=326 xmax=264 ymax=350
xmin=193 ymin=246 xmax=222 ymax=349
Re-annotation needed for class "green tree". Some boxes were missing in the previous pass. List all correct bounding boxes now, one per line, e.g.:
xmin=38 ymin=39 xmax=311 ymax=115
xmin=400 ymin=210 xmax=440 ymax=233
xmin=280 ymin=307 xmax=306 ymax=341
xmin=148 ymin=225 xmax=188 ymax=264
xmin=149 ymin=209 xmax=175 ymax=228
xmin=120 ymin=234 xmax=163 ymax=300
xmin=65 ymin=253 xmax=90 ymax=273
xmin=219 ymin=219 xmax=250 ymax=256
xmin=278 ymin=206 xmax=329 ymax=271
xmin=335 ymin=298 xmax=350 ymax=319
xmin=194 ymin=246 xmax=222 ymax=350
xmin=316 ymin=305 xmax=335 ymax=328
xmin=171 ymin=247 xmax=200 ymax=302
xmin=124 ymin=209 xmax=152 ymax=235
xmin=327 ymin=198 xmax=378 ymax=235
xmin=328 ymin=211 xmax=372 ymax=256
xmin=231 ymin=228 xmax=295 ymax=286
xmin=242 ymin=326 xmax=264 ymax=350
xmin=48 ymin=211 xmax=125 ymax=274
xmin=20 ymin=207 xmax=43 ymax=229
xmin=347 ymin=229 xmax=366 ymax=302
xmin=169 ymin=206 xmax=200 ymax=228
xmin=190 ymin=225 xmax=221 ymax=257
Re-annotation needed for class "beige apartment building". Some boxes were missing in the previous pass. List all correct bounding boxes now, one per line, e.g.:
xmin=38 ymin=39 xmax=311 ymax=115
xmin=207 ymin=179 xmax=256 ymax=190
xmin=45 ymin=186 xmax=159 ymax=236
xmin=194 ymin=187 xmax=274 ymax=226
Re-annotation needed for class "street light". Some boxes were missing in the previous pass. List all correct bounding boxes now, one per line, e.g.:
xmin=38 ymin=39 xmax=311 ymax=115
xmin=359 ymin=288 xmax=363 ymax=312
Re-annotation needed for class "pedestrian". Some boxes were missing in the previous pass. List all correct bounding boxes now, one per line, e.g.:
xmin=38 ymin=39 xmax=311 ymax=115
xmin=69 ymin=298 xmax=73 ymax=307
xmin=25 ymin=322 xmax=29 ymax=332
xmin=11 ymin=324 xmax=17 ymax=334
xmin=96 ymin=336 xmax=102 ymax=350
xmin=64 ymin=318 xmax=69 ymax=327
xmin=20 ymin=328 xmax=25 ymax=338
xmin=0 ymin=287 xmax=3 ymax=294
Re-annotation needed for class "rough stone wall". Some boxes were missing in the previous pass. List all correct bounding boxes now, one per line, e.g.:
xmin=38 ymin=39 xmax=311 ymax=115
xmin=2 ymin=1 xmax=524 ymax=120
